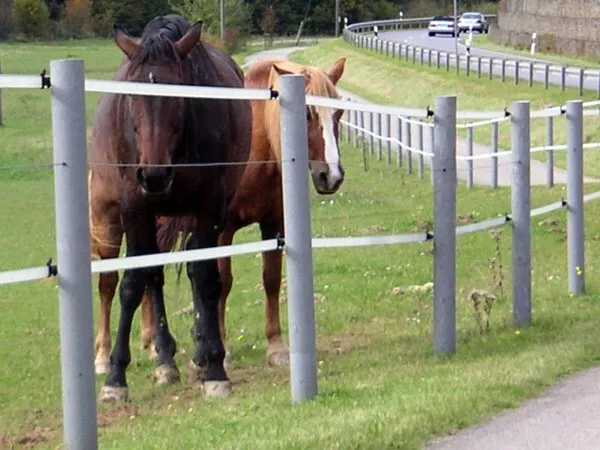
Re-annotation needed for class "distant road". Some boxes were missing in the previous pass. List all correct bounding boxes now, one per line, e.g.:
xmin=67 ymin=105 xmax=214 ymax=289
xmin=379 ymin=29 xmax=600 ymax=91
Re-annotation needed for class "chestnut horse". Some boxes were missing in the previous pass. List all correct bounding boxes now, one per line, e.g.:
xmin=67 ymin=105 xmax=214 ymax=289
xmin=92 ymin=57 xmax=347 ymax=379
xmin=89 ymin=14 xmax=252 ymax=402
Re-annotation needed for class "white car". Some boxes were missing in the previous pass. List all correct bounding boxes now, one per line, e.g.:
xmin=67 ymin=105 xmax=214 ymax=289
xmin=458 ymin=12 xmax=489 ymax=34
xmin=427 ymin=16 xmax=456 ymax=37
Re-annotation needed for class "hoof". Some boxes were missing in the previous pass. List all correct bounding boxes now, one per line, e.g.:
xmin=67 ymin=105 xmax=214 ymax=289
xmin=267 ymin=349 xmax=290 ymax=367
xmin=99 ymin=386 xmax=129 ymax=403
xmin=223 ymin=350 xmax=234 ymax=371
xmin=202 ymin=380 xmax=232 ymax=398
xmin=95 ymin=360 xmax=110 ymax=375
xmin=148 ymin=346 xmax=159 ymax=363
xmin=187 ymin=360 xmax=205 ymax=384
xmin=153 ymin=364 xmax=181 ymax=386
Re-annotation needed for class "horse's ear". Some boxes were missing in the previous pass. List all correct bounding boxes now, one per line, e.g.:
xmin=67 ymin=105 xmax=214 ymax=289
xmin=327 ymin=57 xmax=346 ymax=85
xmin=272 ymin=64 xmax=294 ymax=77
xmin=175 ymin=21 xmax=203 ymax=58
xmin=114 ymin=25 xmax=140 ymax=60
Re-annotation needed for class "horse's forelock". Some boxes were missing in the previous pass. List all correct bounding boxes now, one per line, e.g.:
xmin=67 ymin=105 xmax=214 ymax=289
xmin=263 ymin=61 xmax=341 ymax=164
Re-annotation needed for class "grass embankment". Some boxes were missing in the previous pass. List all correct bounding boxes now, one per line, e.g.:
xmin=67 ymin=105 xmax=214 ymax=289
xmin=470 ymin=35 xmax=600 ymax=69
xmin=290 ymin=39 xmax=600 ymax=177
xmin=1 ymin=38 xmax=600 ymax=450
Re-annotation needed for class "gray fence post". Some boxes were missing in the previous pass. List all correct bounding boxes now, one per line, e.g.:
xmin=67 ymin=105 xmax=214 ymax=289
xmin=430 ymin=126 xmax=435 ymax=186
xmin=492 ymin=121 xmax=499 ymax=189
xmin=489 ymin=58 xmax=494 ymax=80
xmin=561 ymin=66 xmax=566 ymax=92
xmin=467 ymin=126 xmax=474 ymax=188
xmin=417 ymin=123 xmax=424 ymax=180
xmin=377 ymin=112 xmax=382 ymax=160
xmin=515 ymin=60 xmax=520 ymax=85
xmin=360 ymin=110 xmax=367 ymax=156
xmin=566 ymin=100 xmax=585 ymax=295
xmin=544 ymin=64 xmax=549 ymax=89
xmin=511 ymin=101 xmax=532 ymax=327
xmin=369 ymin=112 xmax=374 ymax=155
xmin=397 ymin=116 xmax=403 ymax=167
xmin=501 ymin=59 xmax=506 ymax=82
xmin=50 ymin=59 xmax=98 ymax=450
xmin=547 ymin=116 xmax=554 ymax=187
xmin=477 ymin=57 xmax=482 ymax=78
xmin=578 ymin=69 xmax=584 ymax=96
xmin=433 ymin=95 xmax=457 ymax=356
xmin=386 ymin=114 xmax=392 ymax=164
xmin=279 ymin=74 xmax=318 ymax=403
xmin=405 ymin=118 xmax=412 ymax=174
xmin=0 ymin=41 xmax=3 ymax=126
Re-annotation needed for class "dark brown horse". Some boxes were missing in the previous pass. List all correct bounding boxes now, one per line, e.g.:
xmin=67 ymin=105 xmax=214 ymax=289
xmin=89 ymin=14 xmax=252 ymax=402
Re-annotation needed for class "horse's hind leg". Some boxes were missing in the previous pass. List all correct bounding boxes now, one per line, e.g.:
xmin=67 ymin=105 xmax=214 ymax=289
xmin=91 ymin=205 xmax=123 ymax=375
xmin=260 ymin=220 xmax=289 ymax=366
xmin=217 ymin=225 xmax=236 ymax=369
xmin=141 ymin=287 xmax=158 ymax=362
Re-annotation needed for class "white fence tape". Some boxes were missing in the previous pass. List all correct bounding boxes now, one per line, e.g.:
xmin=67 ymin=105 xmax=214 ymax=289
xmin=84 ymin=79 xmax=273 ymax=100
xmin=0 ymin=266 xmax=51 ymax=286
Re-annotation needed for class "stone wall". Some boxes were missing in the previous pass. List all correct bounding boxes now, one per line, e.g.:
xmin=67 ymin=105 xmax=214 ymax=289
xmin=490 ymin=0 xmax=600 ymax=61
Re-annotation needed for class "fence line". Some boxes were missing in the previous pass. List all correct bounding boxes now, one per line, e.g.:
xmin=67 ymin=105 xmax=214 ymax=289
xmin=1 ymin=60 xmax=600 ymax=449
xmin=343 ymin=16 xmax=600 ymax=98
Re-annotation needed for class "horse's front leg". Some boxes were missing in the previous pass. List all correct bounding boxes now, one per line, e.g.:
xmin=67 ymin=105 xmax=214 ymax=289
xmin=260 ymin=219 xmax=289 ymax=366
xmin=187 ymin=226 xmax=231 ymax=398
xmin=99 ymin=212 xmax=174 ymax=402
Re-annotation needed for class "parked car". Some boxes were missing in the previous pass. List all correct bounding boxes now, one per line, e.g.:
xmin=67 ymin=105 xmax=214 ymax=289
xmin=427 ymin=16 xmax=456 ymax=37
xmin=457 ymin=12 xmax=489 ymax=34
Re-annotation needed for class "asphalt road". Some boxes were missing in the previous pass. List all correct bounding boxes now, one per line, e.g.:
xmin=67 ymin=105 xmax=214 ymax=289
xmin=379 ymin=29 xmax=600 ymax=92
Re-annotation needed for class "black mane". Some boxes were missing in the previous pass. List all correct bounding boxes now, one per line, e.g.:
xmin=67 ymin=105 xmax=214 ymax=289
xmin=131 ymin=14 xmax=192 ymax=69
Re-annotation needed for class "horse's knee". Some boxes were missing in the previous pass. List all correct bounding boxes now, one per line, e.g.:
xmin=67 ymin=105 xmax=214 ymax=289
xmin=99 ymin=271 xmax=119 ymax=299
xmin=262 ymin=265 xmax=281 ymax=297
xmin=119 ymin=269 xmax=146 ymax=309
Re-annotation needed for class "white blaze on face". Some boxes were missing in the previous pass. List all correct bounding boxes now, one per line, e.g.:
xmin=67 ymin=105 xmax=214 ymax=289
xmin=320 ymin=110 xmax=343 ymax=187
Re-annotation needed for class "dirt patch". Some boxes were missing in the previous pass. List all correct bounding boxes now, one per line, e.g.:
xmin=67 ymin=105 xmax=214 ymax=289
xmin=1 ymin=426 xmax=57 ymax=449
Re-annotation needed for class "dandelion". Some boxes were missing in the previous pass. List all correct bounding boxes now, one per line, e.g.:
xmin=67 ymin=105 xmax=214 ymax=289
xmin=576 ymin=266 xmax=584 ymax=276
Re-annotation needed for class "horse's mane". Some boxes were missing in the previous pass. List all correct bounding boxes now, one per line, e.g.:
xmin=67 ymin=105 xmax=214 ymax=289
xmin=129 ymin=15 xmax=194 ymax=72
xmin=263 ymin=60 xmax=341 ymax=163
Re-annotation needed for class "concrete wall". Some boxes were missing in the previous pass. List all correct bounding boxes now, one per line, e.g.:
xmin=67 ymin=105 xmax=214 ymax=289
xmin=490 ymin=0 xmax=600 ymax=61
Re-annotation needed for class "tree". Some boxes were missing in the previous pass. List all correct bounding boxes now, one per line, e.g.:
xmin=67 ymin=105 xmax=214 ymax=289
xmin=14 ymin=0 xmax=51 ymax=38
xmin=0 ymin=0 xmax=15 ymax=39
xmin=169 ymin=0 xmax=254 ymax=52
xmin=260 ymin=4 xmax=277 ymax=46
xmin=60 ymin=0 xmax=93 ymax=37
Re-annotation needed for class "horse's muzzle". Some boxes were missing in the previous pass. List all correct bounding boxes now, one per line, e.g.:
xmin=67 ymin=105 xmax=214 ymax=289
xmin=136 ymin=166 xmax=175 ymax=195
xmin=312 ymin=165 xmax=345 ymax=195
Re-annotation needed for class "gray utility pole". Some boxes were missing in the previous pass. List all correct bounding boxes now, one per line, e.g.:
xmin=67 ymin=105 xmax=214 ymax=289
xmin=335 ymin=0 xmax=341 ymax=37
xmin=220 ymin=0 xmax=226 ymax=43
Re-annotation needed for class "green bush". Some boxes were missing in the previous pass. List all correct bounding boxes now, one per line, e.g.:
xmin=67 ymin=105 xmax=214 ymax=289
xmin=0 ymin=1 xmax=14 ymax=39
xmin=14 ymin=0 xmax=51 ymax=38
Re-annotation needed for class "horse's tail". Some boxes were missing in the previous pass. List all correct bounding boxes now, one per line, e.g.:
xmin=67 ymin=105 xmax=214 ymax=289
xmin=156 ymin=216 xmax=196 ymax=302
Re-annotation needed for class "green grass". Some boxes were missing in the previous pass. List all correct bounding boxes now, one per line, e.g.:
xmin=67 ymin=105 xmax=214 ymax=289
xmin=2 ymin=38 xmax=600 ymax=449
xmin=290 ymin=39 xmax=600 ymax=178
xmin=470 ymin=35 xmax=600 ymax=69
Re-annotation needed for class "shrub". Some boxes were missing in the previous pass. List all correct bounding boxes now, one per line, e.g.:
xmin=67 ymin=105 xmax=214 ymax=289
xmin=0 ymin=1 xmax=15 ymax=39
xmin=59 ymin=0 xmax=94 ymax=38
xmin=14 ymin=0 xmax=51 ymax=38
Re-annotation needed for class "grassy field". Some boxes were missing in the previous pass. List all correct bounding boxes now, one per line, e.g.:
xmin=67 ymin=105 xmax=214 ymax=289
xmin=290 ymin=39 xmax=600 ymax=178
xmin=470 ymin=35 xmax=600 ymax=69
xmin=2 ymin=39 xmax=600 ymax=449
